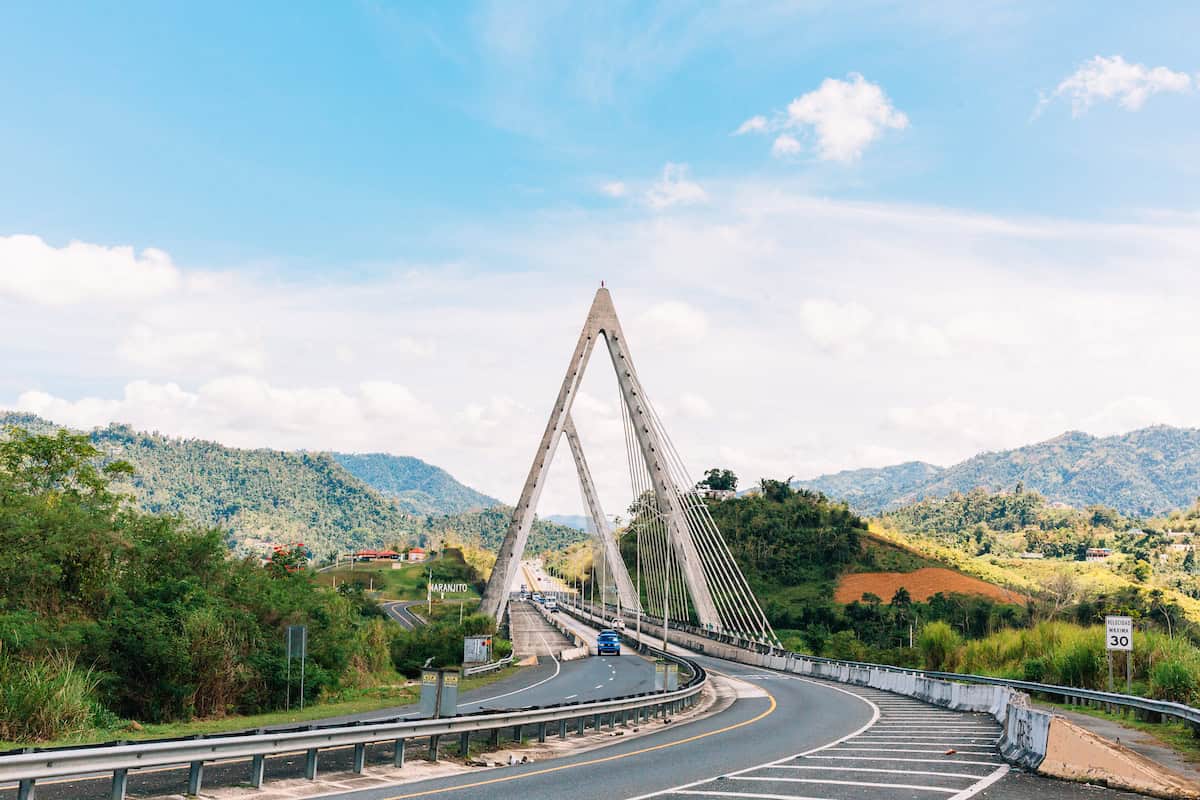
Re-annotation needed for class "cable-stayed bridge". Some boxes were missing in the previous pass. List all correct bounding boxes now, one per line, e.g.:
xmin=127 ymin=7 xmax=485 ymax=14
xmin=480 ymin=287 xmax=778 ymax=647
xmin=0 ymin=289 xmax=1138 ymax=800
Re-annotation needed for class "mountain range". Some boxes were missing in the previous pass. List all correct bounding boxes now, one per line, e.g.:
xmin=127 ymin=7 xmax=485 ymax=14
xmin=795 ymin=426 xmax=1200 ymax=517
xmin=0 ymin=411 xmax=581 ymax=557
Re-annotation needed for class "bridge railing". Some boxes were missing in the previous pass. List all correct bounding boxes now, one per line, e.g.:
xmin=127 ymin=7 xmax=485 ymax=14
xmin=564 ymin=596 xmax=1200 ymax=730
xmin=0 ymin=645 xmax=705 ymax=799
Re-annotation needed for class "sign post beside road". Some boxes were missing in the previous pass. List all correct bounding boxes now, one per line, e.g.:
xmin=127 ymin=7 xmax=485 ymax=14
xmin=286 ymin=624 xmax=308 ymax=711
xmin=1105 ymin=615 xmax=1133 ymax=693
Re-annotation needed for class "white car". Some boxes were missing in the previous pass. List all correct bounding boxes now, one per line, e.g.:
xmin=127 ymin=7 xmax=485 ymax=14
xmin=608 ymin=618 xmax=626 ymax=631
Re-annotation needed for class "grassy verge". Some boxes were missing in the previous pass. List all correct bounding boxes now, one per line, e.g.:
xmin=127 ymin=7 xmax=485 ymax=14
xmin=1 ymin=664 xmax=522 ymax=751
xmin=1040 ymin=699 xmax=1200 ymax=763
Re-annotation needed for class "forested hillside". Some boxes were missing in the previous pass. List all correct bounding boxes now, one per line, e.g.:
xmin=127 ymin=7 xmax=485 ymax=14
xmin=413 ymin=506 xmax=587 ymax=554
xmin=0 ymin=428 xmax=396 ymax=740
xmin=0 ymin=412 xmax=583 ymax=558
xmin=797 ymin=425 xmax=1200 ymax=516
xmin=332 ymin=452 xmax=498 ymax=515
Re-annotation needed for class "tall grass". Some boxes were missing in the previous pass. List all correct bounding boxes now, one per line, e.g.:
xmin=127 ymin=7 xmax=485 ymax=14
xmin=0 ymin=647 xmax=101 ymax=741
xmin=951 ymin=620 xmax=1200 ymax=703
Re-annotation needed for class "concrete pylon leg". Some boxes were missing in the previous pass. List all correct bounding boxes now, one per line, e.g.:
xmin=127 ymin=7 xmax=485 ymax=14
xmin=563 ymin=414 xmax=638 ymax=611
xmin=479 ymin=296 xmax=602 ymax=621
xmin=479 ymin=287 xmax=720 ymax=630
xmin=599 ymin=314 xmax=721 ymax=628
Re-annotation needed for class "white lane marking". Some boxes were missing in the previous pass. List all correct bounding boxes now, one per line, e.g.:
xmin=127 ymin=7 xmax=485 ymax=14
xmin=594 ymin=684 xmax=604 ymax=689
xmin=735 ymin=775 xmax=959 ymax=793
xmin=625 ymin=674 xmax=881 ymax=800
xmin=670 ymin=793 xmax=825 ymax=799
xmin=564 ymin=694 xmax=578 ymax=699
xmin=765 ymin=765 xmax=989 ymax=779
xmin=828 ymin=746 xmax=999 ymax=754
xmin=947 ymin=765 xmax=1010 ymax=800
xmin=465 ymin=628 xmax=561 ymax=706
xmin=807 ymin=755 xmax=1004 ymax=766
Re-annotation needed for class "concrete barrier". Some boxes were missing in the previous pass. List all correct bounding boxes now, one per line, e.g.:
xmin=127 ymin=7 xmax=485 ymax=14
xmin=1039 ymin=716 xmax=1200 ymax=799
xmin=560 ymin=646 xmax=589 ymax=662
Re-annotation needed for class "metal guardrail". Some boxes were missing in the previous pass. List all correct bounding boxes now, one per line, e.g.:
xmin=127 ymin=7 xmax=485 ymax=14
xmin=462 ymin=654 xmax=515 ymax=676
xmin=0 ymin=642 xmax=704 ymax=799
xmin=564 ymin=597 xmax=1200 ymax=729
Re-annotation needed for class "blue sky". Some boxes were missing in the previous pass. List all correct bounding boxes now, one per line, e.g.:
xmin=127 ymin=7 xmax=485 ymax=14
xmin=4 ymin=1 xmax=1198 ymax=267
xmin=2 ymin=2 xmax=1200 ymax=511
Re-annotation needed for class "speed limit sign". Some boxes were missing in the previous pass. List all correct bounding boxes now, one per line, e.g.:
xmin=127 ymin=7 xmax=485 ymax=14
xmin=1106 ymin=616 xmax=1133 ymax=651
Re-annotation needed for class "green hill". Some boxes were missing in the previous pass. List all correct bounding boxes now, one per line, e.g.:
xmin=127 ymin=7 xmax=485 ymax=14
xmin=797 ymin=426 xmax=1200 ymax=517
xmin=332 ymin=452 xmax=498 ymax=515
xmin=0 ymin=412 xmax=584 ymax=558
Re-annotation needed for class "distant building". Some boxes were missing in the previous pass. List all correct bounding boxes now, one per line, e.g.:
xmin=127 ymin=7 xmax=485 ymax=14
xmin=1019 ymin=552 xmax=1045 ymax=559
xmin=1169 ymin=542 xmax=1194 ymax=553
xmin=407 ymin=546 xmax=428 ymax=562
xmin=353 ymin=549 xmax=401 ymax=562
xmin=701 ymin=488 xmax=737 ymax=501
xmin=1086 ymin=547 xmax=1112 ymax=562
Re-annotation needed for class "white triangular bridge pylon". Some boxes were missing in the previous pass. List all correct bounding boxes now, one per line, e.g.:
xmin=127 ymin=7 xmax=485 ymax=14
xmin=480 ymin=288 xmax=777 ymax=645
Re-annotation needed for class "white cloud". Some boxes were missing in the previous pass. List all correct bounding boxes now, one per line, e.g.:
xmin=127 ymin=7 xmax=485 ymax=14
xmin=1040 ymin=55 xmax=1192 ymax=116
xmin=117 ymin=324 xmax=266 ymax=372
xmin=392 ymin=337 xmax=436 ymax=359
xmin=0 ymin=234 xmax=181 ymax=306
xmin=600 ymin=181 xmax=628 ymax=197
xmin=771 ymin=134 xmax=802 ymax=157
xmin=737 ymin=74 xmax=908 ymax=162
xmin=798 ymin=299 xmax=873 ymax=353
xmin=678 ymin=392 xmax=714 ymax=419
xmin=734 ymin=115 xmax=767 ymax=135
xmin=644 ymin=163 xmax=707 ymax=209
xmin=8 ymin=181 xmax=1200 ymax=512
xmin=638 ymin=301 xmax=709 ymax=341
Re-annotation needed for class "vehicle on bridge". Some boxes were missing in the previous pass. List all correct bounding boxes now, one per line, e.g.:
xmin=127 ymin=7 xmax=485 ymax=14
xmin=608 ymin=617 xmax=625 ymax=631
xmin=532 ymin=592 xmax=543 ymax=604
xmin=596 ymin=629 xmax=621 ymax=655
xmin=545 ymin=596 xmax=558 ymax=611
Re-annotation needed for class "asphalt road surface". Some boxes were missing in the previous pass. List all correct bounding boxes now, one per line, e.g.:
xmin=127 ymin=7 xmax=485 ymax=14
xmin=286 ymin=651 xmax=1150 ymax=800
xmin=383 ymin=600 xmax=427 ymax=630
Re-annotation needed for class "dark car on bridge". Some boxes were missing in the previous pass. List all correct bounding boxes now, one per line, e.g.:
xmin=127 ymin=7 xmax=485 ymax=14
xmin=596 ymin=629 xmax=621 ymax=656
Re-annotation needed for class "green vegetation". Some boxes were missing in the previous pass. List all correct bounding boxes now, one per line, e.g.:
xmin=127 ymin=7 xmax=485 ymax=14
xmin=416 ymin=506 xmax=586 ymax=557
xmin=0 ymin=426 xmax=409 ymax=742
xmin=883 ymin=485 xmax=1132 ymax=559
xmin=798 ymin=425 xmax=1200 ymax=516
xmin=0 ymin=411 xmax=584 ymax=561
xmin=333 ymin=452 xmax=499 ymax=515
xmin=316 ymin=548 xmax=483 ymax=602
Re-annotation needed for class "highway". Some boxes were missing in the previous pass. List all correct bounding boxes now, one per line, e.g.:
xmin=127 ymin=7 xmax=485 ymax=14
xmin=383 ymin=600 xmax=428 ymax=630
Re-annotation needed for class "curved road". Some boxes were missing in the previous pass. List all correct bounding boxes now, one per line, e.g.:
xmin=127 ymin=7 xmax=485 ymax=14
xmin=298 ymin=647 xmax=1146 ymax=800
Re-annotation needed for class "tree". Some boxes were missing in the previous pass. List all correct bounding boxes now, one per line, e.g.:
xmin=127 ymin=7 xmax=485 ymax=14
xmin=698 ymin=468 xmax=737 ymax=492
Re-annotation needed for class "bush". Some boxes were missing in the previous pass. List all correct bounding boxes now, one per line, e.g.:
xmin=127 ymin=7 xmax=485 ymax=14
xmin=826 ymin=630 xmax=866 ymax=661
xmin=1050 ymin=636 xmax=1103 ymax=688
xmin=1150 ymin=661 xmax=1198 ymax=704
xmin=918 ymin=622 xmax=961 ymax=671
xmin=0 ymin=649 xmax=99 ymax=741
xmin=1022 ymin=658 xmax=1045 ymax=682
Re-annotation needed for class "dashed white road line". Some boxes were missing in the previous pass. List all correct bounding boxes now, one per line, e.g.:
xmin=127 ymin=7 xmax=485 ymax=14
xmin=467 ymin=629 xmax=561 ymax=706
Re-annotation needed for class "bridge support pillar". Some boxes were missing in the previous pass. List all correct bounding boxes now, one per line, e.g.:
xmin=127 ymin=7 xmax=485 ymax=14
xmin=393 ymin=738 xmax=406 ymax=768
xmin=187 ymin=761 xmax=204 ymax=795
xmin=559 ymin=718 xmax=568 ymax=739
xmin=576 ymin=716 xmax=585 ymax=736
xmin=537 ymin=722 xmax=547 ymax=743
xmin=428 ymin=735 xmax=441 ymax=762
xmin=305 ymin=748 xmax=319 ymax=779
xmin=353 ymin=743 xmax=366 ymax=773
xmin=460 ymin=731 xmax=471 ymax=755
xmin=250 ymin=754 xmax=265 ymax=788
xmin=490 ymin=727 xmax=501 ymax=748
xmin=112 ymin=768 xmax=128 ymax=800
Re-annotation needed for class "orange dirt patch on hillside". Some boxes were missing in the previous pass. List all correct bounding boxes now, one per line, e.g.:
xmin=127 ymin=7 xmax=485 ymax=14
xmin=835 ymin=567 xmax=1027 ymax=605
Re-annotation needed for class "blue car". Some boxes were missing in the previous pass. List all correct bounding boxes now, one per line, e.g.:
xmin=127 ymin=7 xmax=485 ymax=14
xmin=596 ymin=629 xmax=621 ymax=656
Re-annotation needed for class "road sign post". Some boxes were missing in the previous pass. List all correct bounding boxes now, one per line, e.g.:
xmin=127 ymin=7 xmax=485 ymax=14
xmin=1105 ymin=615 xmax=1133 ymax=693
xmin=286 ymin=625 xmax=307 ymax=711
